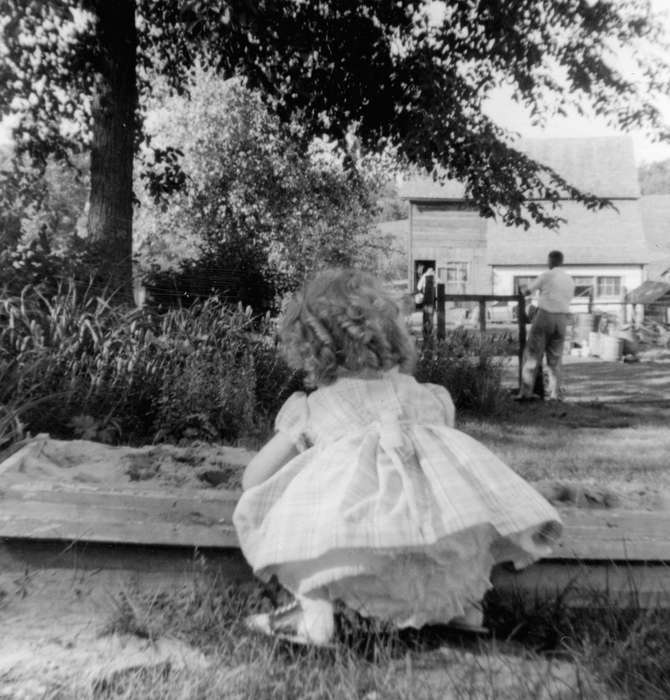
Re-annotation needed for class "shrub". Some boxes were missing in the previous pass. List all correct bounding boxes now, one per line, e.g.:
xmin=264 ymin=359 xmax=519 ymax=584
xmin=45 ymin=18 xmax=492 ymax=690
xmin=0 ymin=284 xmax=299 ymax=446
xmin=1 ymin=285 xmax=509 ymax=448
xmin=414 ymin=330 xmax=509 ymax=415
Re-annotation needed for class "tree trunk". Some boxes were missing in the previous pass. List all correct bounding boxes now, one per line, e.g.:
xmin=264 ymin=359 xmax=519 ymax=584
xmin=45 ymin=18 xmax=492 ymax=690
xmin=87 ymin=0 xmax=137 ymax=302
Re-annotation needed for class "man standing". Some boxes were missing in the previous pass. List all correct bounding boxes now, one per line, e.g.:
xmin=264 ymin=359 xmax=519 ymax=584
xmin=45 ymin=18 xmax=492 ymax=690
xmin=516 ymin=250 xmax=575 ymax=401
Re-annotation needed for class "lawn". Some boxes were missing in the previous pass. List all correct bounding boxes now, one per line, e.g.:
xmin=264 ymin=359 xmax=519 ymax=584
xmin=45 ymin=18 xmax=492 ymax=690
xmin=461 ymin=398 xmax=670 ymax=511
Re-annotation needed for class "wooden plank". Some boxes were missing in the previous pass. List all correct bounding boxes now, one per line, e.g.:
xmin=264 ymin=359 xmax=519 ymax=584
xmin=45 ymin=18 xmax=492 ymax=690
xmin=2 ymin=482 xmax=670 ymax=563
xmin=491 ymin=561 xmax=670 ymax=609
xmin=2 ymin=539 xmax=667 ymax=610
xmin=442 ymin=294 xmax=520 ymax=302
xmin=0 ymin=514 xmax=238 ymax=548
xmin=0 ymin=538 xmax=251 ymax=582
xmin=0 ymin=485 xmax=239 ymax=548
xmin=2 ymin=481 xmax=239 ymax=509
xmin=0 ymin=496 xmax=236 ymax=529
xmin=517 ymin=292 xmax=526 ymax=390
xmin=554 ymin=508 xmax=670 ymax=562
xmin=436 ymin=283 xmax=446 ymax=340
xmin=479 ymin=299 xmax=486 ymax=333
xmin=422 ymin=276 xmax=435 ymax=340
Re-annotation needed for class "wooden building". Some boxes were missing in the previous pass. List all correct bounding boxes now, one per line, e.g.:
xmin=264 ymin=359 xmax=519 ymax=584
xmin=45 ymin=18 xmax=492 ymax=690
xmin=400 ymin=137 xmax=650 ymax=318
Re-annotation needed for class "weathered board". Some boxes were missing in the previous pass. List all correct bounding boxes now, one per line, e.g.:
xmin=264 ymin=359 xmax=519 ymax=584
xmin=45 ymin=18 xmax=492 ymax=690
xmin=552 ymin=507 xmax=670 ymax=562
xmin=491 ymin=561 xmax=670 ymax=609
xmin=0 ymin=482 xmax=238 ymax=548
xmin=2 ymin=483 xmax=670 ymax=608
xmin=2 ymin=483 xmax=669 ymax=562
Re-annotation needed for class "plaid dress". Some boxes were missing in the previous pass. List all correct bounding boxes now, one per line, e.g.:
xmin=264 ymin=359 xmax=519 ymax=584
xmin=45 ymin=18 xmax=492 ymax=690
xmin=233 ymin=369 xmax=562 ymax=627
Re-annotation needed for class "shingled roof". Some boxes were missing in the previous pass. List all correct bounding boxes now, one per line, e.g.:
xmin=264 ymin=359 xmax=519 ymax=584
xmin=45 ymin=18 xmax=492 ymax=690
xmin=400 ymin=136 xmax=640 ymax=200
xmin=487 ymin=199 xmax=649 ymax=265
xmin=626 ymin=280 xmax=670 ymax=304
xmin=640 ymin=194 xmax=670 ymax=279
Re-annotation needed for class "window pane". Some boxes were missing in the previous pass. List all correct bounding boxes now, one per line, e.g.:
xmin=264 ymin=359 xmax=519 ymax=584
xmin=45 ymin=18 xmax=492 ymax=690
xmin=573 ymin=276 xmax=594 ymax=297
xmin=513 ymin=276 xmax=537 ymax=293
xmin=597 ymin=276 xmax=621 ymax=297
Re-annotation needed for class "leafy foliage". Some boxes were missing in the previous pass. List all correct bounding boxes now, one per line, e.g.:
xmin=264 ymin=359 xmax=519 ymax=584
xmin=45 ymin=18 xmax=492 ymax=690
xmin=415 ymin=331 xmax=510 ymax=415
xmin=135 ymin=69 xmax=388 ymax=310
xmin=0 ymin=284 xmax=301 ymax=445
xmin=2 ymin=0 xmax=670 ymax=294
xmin=1 ymin=284 xmax=511 ymax=447
xmin=0 ymin=147 xmax=87 ymax=250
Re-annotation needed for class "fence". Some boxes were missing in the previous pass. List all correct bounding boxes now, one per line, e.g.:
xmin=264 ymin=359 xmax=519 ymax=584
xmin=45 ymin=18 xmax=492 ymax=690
xmin=419 ymin=278 xmax=539 ymax=396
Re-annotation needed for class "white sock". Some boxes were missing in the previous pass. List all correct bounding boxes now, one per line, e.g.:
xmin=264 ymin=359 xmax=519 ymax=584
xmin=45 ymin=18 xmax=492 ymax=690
xmin=297 ymin=596 xmax=335 ymax=645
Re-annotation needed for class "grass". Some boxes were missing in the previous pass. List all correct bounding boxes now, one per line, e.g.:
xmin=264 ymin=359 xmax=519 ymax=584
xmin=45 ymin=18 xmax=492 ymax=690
xmin=459 ymin=398 xmax=670 ymax=509
xmin=33 ymin=568 xmax=670 ymax=700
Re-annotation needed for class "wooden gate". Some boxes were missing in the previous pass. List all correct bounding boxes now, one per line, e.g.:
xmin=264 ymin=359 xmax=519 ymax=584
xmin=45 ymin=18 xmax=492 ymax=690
xmin=420 ymin=278 xmax=531 ymax=393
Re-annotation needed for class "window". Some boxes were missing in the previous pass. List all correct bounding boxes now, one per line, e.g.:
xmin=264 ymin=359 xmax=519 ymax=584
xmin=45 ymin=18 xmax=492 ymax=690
xmin=597 ymin=276 xmax=621 ymax=297
xmin=438 ymin=262 xmax=468 ymax=294
xmin=513 ymin=276 xmax=537 ymax=294
xmin=573 ymin=276 xmax=594 ymax=298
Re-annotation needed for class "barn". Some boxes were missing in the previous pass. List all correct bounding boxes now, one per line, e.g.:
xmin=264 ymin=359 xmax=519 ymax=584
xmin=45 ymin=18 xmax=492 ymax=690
xmin=400 ymin=136 xmax=650 ymax=320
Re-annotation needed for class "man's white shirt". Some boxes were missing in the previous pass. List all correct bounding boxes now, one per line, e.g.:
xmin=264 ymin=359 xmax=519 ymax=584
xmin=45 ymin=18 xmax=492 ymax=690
xmin=528 ymin=268 xmax=575 ymax=313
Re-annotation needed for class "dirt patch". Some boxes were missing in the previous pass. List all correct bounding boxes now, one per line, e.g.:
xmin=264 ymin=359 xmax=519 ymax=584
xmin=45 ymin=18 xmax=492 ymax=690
xmin=0 ymin=569 xmax=208 ymax=699
xmin=3 ymin=429 xmax=669 ymax=513
xmin=0 ymin=569 xmax=610 ymax=700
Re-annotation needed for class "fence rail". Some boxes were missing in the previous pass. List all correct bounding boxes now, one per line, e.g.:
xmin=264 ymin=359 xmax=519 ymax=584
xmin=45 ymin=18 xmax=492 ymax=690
xmin=420 ymin=280 xmax=533 ymax=395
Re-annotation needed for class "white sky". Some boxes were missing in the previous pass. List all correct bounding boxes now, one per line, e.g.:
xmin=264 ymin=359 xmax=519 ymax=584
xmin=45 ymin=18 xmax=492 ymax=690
xmin=476 ymin=0 xmax=670 ymax=164
xmin=481 ymin=0 xmax=670 ymax=165
xmin=2 ymin=2 xmax=670 ymax=164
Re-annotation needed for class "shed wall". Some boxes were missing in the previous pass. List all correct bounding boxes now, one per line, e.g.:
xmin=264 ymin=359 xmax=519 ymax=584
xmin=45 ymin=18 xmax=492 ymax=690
xmin=410 ymin=202 xmax=489 ymax=293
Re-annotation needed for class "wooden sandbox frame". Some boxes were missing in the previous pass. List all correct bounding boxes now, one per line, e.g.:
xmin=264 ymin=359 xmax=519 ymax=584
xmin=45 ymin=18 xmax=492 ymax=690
xmin=1 ymin=477 xmax=669 ymax=610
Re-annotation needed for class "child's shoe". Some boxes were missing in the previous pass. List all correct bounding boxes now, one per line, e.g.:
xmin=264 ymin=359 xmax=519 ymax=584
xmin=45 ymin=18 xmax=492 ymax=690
xmin=245 ymin=598 xmax=335 ymax=648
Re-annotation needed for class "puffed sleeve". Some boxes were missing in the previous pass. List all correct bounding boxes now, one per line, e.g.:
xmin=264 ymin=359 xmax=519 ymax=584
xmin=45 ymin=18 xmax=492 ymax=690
xmin=426 ymin=383 xmax=456 ymax=427
xmin=274 ymin=391 xmax=311 ymax=452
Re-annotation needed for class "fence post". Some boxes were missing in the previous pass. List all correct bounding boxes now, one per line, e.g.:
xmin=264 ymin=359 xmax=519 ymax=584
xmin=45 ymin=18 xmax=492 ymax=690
xmin=422 ymin=276 xmax=435 ymax=342
xmin=517 ymin=292 xmax=526 ymax=391
xmin=437 ymin=283 xmax=446 ymax=341
xmin=479 ymin=299 xmax=486 ymax=334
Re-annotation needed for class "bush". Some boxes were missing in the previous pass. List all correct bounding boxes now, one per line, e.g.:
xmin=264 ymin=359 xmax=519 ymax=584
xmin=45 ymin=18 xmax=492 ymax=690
xmin=414 ymin=330 xmax=509 ymax=415
xmin=1 ymin=285 xmax=508 ymax=449
xmin=0 ymin=284 xmax=300 ymax=446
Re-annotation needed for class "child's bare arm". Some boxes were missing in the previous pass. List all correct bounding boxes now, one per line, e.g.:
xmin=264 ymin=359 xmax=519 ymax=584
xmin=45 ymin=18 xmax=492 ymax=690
xmin=241 ymin=432 xmax=299 ymax=491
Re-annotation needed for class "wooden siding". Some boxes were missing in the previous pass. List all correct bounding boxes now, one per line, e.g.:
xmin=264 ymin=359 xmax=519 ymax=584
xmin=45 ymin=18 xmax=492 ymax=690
xmin=410 ymin=202 xmax=489 ymax=293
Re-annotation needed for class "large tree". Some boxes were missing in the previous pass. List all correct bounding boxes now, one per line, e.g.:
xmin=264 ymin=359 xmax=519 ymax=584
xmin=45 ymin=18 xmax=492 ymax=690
xmin=135 ymin=67 xmax=389 ymax=308
xmin=1 ymin=0 xmax=669 ymax=297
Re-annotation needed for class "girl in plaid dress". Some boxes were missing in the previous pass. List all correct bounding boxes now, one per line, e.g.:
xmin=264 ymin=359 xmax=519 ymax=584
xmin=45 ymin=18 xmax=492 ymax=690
xmin=233 ymin=269 xmax=562 ymax=646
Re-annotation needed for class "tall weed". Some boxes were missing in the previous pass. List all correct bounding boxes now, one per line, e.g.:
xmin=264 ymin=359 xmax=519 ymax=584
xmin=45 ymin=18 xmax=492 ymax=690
xmin=415 ymin=330 xmax=509 ymax=415
xmin=0 ymin=284 xmax=298 ymax=445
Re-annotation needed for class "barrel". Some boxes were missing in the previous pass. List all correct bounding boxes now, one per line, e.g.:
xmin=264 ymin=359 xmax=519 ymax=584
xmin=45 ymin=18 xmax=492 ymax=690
xmin=600 ymin=335 xmax=623 ymax=362
xmin=588 ymin=331 xmax=601 ymax=357
xmin=574 ymin=314 xmax=593 ymax=343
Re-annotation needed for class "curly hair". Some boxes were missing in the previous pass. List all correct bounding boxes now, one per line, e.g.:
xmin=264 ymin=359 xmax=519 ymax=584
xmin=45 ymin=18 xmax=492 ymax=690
xmin=280 ymin=268 xmax=416 ymax=387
